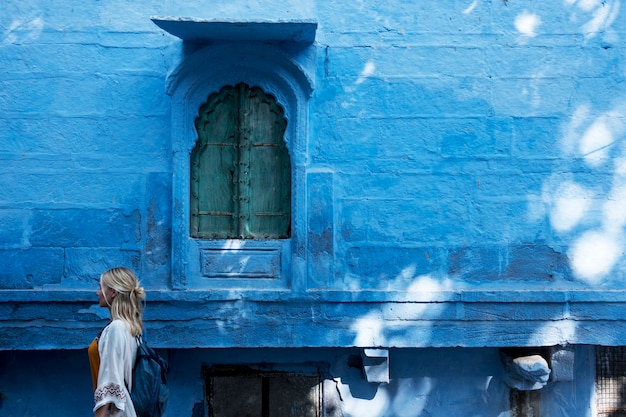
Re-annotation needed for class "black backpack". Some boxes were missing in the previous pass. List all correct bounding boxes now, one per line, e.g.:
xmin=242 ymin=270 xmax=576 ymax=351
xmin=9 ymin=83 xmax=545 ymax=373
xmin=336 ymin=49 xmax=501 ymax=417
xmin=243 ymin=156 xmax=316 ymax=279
xmin=131 ymin=336 xmax=169 ymax=417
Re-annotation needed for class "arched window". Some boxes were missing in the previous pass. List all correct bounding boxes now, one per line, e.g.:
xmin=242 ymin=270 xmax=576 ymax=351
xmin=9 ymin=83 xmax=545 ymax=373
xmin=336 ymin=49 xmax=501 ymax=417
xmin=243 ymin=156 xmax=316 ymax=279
xmin=191 ymin=83 xmax=291 ymax=239
xmin=162 ymin=40 xmax=315 ymax=289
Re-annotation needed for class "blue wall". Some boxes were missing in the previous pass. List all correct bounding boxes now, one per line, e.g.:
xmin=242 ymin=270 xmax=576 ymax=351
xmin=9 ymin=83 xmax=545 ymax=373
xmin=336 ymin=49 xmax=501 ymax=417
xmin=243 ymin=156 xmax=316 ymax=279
xmin=1 ymin=0 xmax=625 ymax=350
xmin=1 ymin=0 xmax=625 ymax=415
xmin=0 ymin=346 xmax=596 ymax=417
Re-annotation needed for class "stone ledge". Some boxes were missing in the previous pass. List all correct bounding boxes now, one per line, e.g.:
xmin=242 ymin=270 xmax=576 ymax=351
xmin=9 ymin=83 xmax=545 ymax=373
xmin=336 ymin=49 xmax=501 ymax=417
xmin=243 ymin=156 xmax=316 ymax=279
xmin=3 ymin=289 xmax=626 ymax=350
xmin=151 ymin=17 xmax=317 ymax=43
xmin=1 ymin=316 xmax=625 ymax=350
xmin=2 ymin=288 xmax=626 ymax=303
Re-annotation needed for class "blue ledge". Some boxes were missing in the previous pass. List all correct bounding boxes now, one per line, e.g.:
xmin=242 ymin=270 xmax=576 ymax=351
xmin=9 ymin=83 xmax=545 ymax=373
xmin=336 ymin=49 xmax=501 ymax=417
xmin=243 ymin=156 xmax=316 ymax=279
xmin=151 ymin=17 xmax=317 ymax=43
xmin=2 ymin=288 xmax=626 ymax=303
xmin=4 ymin=289 xmax=626 ymax=350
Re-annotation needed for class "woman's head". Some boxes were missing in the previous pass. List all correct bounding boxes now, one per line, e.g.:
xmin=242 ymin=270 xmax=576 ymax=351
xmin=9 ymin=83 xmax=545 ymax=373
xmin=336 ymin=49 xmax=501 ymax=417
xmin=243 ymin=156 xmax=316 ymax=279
xmin=99 ymin=267 xmax=145 ymax=336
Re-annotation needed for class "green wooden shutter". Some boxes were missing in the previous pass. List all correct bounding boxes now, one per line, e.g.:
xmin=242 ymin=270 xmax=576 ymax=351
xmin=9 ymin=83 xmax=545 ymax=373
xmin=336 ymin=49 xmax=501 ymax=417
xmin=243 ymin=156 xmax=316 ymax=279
xmin=245 ymin=86 xmax=291 ymax=239
xmin=191 ymin=86 xmax=239 ymax=238
xmin=191 ymin=83 xmax=290 ymax=239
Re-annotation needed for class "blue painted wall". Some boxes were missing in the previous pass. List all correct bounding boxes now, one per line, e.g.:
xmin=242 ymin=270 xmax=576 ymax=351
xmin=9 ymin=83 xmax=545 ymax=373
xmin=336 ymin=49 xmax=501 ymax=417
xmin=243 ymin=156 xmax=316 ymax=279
xmin=1 ymin=0 xmax=625 ymax=415
xmin=0 ymin=346 xmax=596 ymax=416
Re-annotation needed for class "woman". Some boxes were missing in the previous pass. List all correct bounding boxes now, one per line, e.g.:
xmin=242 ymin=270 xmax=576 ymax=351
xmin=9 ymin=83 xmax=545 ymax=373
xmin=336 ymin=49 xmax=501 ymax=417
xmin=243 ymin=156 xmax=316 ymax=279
xmin=88 ymin=267 xmax=145 ymax=417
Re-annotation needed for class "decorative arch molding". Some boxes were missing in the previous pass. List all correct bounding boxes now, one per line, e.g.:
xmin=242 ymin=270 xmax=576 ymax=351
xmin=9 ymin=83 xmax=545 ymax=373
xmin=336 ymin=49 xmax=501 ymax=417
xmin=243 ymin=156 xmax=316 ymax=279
xmin=165 ymin=42 xmax=315 ymax=290
xmin=167 ymin=43 xmax=313 ymax=155
xmin=166 ymin=43 xmax=314 ymax=101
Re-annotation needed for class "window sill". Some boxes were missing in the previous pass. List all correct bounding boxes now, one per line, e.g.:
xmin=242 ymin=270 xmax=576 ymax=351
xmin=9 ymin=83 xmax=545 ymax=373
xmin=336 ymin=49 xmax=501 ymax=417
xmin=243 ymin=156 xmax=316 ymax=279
xmin=185 ymin=239 xmax=292 ymax=290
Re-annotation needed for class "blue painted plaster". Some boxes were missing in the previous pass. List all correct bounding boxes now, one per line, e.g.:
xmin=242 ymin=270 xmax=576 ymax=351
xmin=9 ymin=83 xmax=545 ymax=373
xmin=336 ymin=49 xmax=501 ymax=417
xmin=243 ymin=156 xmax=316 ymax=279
xmin=1 ymin=1 xmax=625 ymax=415
xmin=0 ymin=346 xmax=595 ymax=417
xmin=1 ymin=0 xmax=626 ymax=343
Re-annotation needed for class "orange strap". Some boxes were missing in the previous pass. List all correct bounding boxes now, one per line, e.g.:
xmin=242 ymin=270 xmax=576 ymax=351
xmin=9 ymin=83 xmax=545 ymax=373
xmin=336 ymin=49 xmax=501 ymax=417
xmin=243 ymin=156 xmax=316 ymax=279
xmin=88 ymin=338 xmax=100 ymax=392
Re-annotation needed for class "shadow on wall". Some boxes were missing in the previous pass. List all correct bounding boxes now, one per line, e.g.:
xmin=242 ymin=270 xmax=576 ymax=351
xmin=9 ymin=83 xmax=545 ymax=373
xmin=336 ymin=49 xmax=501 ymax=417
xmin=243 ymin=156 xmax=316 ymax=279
xmin=328 ymin=348 xmax=510 ymax=417
xmin=0 ymin=350 xmax=93 ymax=416
xmin=539 ymin=99 xmax=626 ymax=286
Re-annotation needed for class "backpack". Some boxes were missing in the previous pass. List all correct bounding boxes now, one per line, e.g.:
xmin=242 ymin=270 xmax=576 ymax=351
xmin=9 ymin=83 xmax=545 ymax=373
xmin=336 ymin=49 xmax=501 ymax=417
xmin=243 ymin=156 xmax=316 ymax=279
xmin=131 ymin=336 xmax=169 ymax=417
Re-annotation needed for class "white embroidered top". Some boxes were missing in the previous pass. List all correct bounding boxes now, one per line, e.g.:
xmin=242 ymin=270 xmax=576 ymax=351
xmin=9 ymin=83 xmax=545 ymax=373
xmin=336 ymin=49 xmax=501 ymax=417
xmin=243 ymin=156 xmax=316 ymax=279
xmin=93 ymin=320 xmax=138 ymax=417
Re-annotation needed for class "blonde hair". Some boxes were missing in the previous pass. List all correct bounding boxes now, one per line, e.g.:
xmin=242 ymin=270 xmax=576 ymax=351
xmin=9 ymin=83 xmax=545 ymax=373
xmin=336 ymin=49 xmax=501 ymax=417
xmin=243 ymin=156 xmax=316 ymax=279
xmin=100 ymin=267 xmax=145 ymax=337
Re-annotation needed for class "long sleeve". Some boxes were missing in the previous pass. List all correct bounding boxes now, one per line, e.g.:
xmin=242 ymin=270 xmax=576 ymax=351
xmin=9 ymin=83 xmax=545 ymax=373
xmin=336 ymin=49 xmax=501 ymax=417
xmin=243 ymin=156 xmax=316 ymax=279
xmin=93 ymin=320 xmax=137 ymax=417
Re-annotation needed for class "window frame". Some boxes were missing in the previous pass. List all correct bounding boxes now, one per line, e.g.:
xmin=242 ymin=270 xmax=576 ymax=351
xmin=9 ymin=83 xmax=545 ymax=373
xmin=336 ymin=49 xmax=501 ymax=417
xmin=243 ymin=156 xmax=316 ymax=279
xmin=166 ymin=43 xmax=313 ymax=291
xmin=203 ymin=365 xmax=323 ymax=417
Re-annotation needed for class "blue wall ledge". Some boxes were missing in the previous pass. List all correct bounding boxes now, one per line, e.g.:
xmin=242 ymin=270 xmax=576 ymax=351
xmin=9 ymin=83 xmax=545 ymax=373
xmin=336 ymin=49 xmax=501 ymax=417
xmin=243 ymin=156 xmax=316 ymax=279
xmin=2 ymin=287 xmax=626 ymax=303
xmin=2 ymin=288 xmax=626 ymax=350
xmin=151 ymin=17 xmax=317 ymax=43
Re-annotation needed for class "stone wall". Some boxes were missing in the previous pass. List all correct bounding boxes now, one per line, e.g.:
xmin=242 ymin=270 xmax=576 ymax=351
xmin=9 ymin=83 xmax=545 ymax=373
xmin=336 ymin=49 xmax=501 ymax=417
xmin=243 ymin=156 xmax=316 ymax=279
xmin=0 ymin=1 xmax=625 ymax=414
